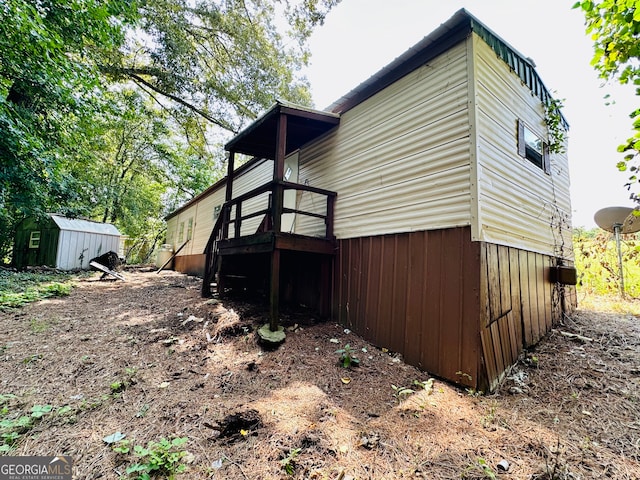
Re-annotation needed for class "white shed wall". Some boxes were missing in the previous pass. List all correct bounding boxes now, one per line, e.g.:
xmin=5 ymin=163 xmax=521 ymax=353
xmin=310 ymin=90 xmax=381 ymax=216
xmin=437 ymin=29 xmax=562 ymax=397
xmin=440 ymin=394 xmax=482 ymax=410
xmin=296 ymin=41 xmax=473 ymax=239
xmin=55 ymin=230 xmax=120 ymax=270
xmin=472 ymin=36 xmax=573 ymax=259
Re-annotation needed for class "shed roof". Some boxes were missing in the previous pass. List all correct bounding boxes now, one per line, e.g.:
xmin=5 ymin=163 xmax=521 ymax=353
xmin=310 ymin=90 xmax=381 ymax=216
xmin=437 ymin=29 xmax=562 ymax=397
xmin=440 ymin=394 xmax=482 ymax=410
xmin=49 ymin=214 xmax=121 ymax=236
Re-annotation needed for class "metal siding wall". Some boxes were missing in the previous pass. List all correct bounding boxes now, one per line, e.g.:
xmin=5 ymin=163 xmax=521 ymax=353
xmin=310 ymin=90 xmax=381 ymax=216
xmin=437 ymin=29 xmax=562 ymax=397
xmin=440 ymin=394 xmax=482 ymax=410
xmin=232 ymin=160 xmax=273 ymax=237
xmin=192 ymin=188 xmax=226 ymax=254
xmin=297 ymin=41 xmax=473 ymax=239
xmin=55 ymin=230 xmax=120 ymax=270
xmin=473 ymin=36 xmax=573 ymax=260
xmin=169 ymin=159 xmax=272 ymax=266
xmin=334 ymin=227 xmax=481 ymax=389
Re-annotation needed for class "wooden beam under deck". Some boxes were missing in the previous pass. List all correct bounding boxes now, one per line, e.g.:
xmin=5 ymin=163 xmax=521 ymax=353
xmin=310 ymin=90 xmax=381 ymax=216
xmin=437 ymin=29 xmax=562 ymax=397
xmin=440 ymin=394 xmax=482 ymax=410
xmin=218 ymin=232 xmax=336 ymax=256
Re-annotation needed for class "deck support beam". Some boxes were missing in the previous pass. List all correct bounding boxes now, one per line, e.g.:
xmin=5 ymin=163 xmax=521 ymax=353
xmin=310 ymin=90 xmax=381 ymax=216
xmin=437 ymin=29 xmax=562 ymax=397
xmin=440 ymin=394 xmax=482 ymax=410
xmin=268 ymin=113 xmax=288 ymax=331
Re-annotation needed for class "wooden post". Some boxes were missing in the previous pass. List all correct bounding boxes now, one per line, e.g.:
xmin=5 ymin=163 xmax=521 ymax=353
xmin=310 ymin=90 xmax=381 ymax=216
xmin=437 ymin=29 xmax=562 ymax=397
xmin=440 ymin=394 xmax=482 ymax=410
xmin=270 ymin=249 xmax=281 ymax=331
xmin=269 ymin=111 xmax=287 ymax=332
xmin=326 ymin=195 xmax=335 ymax=239
xmin=223 ymin=151 xmax=235 ymax=238
xmin=234 ymin=203 xmax=242 ymax=238
xmin=272 ymin=113 xmax=287 ymax=234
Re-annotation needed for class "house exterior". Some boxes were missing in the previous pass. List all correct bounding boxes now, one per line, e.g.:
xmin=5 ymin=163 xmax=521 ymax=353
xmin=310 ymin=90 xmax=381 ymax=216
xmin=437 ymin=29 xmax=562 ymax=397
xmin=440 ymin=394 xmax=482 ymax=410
xmin=165 ymin=9 xmax=577 ymax=392
xmin=13 ymin=214 xmax=122 ymax=270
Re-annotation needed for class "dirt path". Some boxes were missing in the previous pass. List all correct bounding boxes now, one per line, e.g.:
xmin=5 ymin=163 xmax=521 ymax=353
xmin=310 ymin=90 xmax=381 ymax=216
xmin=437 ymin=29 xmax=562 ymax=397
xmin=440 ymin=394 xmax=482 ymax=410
xmin=1 ymin=269 xmax=639 ymax=479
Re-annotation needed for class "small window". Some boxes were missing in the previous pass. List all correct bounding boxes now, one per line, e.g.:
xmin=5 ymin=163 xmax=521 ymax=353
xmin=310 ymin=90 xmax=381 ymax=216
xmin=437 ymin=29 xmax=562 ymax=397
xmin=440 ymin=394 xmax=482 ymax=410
xmin=28 ymin=231 xmax=41 ymax=249
xmin=186 ymin=217 xmax=193 ymax=241
xmin=517 ymin=119 xmax=550 ymax=174
xmin=178 ymin=222 xmax=185 ymax=243
xmin=213 ymin=205 xmax=222 ymax=221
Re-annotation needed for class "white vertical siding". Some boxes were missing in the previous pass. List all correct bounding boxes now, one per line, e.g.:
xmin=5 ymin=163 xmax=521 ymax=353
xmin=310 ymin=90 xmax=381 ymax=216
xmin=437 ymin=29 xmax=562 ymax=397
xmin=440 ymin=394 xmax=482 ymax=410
xmin=55 ymin=230 xmax=120 ymax=270
xmin=472 ymin=35 xmax=573 ymax=259
xmin=296 ymin=41 xmax=473 ymax=239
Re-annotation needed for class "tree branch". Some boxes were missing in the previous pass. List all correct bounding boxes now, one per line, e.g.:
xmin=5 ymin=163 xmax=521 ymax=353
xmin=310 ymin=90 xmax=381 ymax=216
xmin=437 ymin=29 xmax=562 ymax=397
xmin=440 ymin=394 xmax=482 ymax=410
xmin=101 ymin=65 xmax=239 ymax=133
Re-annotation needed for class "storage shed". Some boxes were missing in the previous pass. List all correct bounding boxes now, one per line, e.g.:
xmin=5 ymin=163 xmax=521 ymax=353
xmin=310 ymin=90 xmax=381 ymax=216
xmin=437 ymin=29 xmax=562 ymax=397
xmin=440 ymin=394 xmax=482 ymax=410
xmin=166 ymin=9 xmax=578 ymax=392
xmin=13 ymin=214 xmax=122 ymax=270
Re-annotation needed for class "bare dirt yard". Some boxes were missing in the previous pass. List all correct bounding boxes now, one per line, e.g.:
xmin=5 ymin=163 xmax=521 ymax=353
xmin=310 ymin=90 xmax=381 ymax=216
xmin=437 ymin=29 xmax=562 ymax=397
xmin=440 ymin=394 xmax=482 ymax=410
xmin=1 ymin=268 xmax=640 ymax=479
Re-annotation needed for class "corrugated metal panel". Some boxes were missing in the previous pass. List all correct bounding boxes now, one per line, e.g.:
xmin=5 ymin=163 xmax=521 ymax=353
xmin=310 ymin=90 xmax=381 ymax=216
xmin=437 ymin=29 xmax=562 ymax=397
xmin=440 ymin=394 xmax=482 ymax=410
xmin=334 ymin=227 xmax=481 ymax=389
xmin=231 ymin=159 xmax=273 ymax=238
xmin=192 ymin=188 xmax=225 ymax=254
xmin=55 ymin=230 xmax=119 ymax=270
xmin=473 ymin=37 xmax=573 ymax=259
xmin=50 ymin=214 xmax=120 ymax=236
xmin=298 ymin=42 xmax=473 ymax=239
xmin=168 ymin=159 xmax=273 ymax=256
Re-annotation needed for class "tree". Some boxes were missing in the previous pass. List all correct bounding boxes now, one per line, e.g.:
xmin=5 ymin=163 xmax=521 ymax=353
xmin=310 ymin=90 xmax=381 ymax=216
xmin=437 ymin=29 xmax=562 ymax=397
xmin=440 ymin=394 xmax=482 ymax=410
xmin=574 ymin=0 xmax=640 ymax=199
xmin=0 ymin=0 xmax=341 ymax=265
xmin=104 ymin=0 xmax=340 ymax=135
xmin=0 ymin=0 xmax=137 ymax=261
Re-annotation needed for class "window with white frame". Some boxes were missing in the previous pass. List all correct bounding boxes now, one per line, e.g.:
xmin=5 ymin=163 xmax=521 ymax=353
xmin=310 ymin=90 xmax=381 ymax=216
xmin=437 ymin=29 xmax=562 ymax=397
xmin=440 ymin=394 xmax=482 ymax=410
xmin=186 ymin=217 xmax=193 ymax=240
xmin=178 ymin=222 xmax=185 ymax=243
xmin=517 ymin=119 xmax=550 ymax=174
xmin=29 ymin=231 xmax=41 ymax=249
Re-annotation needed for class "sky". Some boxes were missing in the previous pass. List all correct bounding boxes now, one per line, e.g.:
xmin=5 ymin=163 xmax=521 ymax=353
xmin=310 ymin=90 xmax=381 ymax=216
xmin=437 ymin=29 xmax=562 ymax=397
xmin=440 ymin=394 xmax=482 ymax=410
xmin=302 ymin=0 xmax=638 ymax=229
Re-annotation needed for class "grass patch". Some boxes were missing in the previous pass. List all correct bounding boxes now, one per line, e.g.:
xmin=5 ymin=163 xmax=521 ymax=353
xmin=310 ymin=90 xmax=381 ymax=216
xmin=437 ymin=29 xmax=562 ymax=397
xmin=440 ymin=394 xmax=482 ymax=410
xmin=0 ymin=270 xmax=75 ymax=310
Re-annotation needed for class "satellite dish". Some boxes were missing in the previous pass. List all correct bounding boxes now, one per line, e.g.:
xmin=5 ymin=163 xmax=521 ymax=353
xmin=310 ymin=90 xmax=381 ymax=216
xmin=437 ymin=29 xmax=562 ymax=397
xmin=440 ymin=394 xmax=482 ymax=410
xmin=593 ymin=205 xmax=640 ymax=298
xmin=594 ymin=206 xmax=640 ymax=234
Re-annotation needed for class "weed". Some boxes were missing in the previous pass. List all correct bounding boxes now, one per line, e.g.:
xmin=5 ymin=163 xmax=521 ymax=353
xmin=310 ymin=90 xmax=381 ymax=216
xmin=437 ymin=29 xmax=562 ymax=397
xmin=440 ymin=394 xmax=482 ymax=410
xmin=462 ymin=457 xmax=496 ymax=479
xmin=335 ymin=344 xmax=360 ymax=368
xmin=481 ymin=402 xmax=498 ymax=430
xmin=22 ymin=353 xmax=43 ymax=365
xmin=0 ymin=275 xmax=73 ymax=310
xmin=110 ymin=381 xmax=125 ymax=394
xmin=0 ymin=401 xmax=54 ymax=452
xmin=110 ymin=368 xmax=138 ymax=394
xmin=391 ymin=384 xmax=414 ymax=404
xmin=29 ymin=317 xmax=51 ymax=333
xmin=280 ymin=447 xmax=301 ymax=476
xmin=112 ymin=437 xmax=189 ymax=479
xmin=136 ymin=404 xmax=150 ymax=418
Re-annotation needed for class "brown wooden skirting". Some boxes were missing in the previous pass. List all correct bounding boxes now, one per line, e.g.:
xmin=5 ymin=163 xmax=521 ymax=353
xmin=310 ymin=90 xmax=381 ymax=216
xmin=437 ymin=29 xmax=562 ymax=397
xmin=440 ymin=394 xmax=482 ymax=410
xmin=333 ymin=226 xmax=577 ymax=392
xmin=479 ymin=243 xmax=576 ymax=391
xmin=174 ymin=254 xmax=206 ymax=277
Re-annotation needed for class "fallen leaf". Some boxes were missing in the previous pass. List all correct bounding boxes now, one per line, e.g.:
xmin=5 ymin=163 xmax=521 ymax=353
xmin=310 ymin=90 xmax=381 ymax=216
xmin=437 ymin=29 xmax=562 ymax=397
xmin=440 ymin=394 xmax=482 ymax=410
xmin=103 ymin=432 xmax=126 ymax=444
xmin=159 ymin=382 xmax=170 ymax=388
xmin=341 ymin=377 xmax=351 ymax=384
xmin=329 ymin=338 xmax=340 ymax=344
xmin=339 ymin=445 xmax=349 ymax=453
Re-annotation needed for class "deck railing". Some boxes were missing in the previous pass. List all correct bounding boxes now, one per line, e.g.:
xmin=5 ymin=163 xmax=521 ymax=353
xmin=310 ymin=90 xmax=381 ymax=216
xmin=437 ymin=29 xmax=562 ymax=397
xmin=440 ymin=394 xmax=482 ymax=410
xmin=223 ymin=180 xmax=336 ymax=240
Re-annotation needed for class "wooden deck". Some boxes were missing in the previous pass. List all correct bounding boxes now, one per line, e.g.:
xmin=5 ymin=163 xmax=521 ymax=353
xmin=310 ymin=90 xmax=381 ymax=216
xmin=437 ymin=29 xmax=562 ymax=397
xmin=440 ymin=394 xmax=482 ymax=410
xmin=218 ymin=232 xmax=336 ymax=256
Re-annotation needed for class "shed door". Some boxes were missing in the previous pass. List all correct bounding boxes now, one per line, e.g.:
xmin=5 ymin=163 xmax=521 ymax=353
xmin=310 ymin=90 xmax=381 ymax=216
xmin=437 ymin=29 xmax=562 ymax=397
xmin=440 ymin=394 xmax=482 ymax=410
xmin=281 ymin=151 xmax=299 ymax=233
xmin=26 ymin=230 xmax=41 ymax=266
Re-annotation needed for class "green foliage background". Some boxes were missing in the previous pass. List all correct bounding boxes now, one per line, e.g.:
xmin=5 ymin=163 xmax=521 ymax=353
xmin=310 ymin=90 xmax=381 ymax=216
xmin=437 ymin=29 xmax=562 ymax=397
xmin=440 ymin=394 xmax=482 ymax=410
xmin=573 ymin=227 xmax=640 ymax=298
xmin=0 ymin=0 xmax=341 ymax=266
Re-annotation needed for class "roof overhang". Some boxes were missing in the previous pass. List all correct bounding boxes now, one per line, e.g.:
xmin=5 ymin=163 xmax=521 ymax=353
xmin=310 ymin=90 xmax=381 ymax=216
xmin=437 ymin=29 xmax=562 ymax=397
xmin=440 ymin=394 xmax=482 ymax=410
xmin=225 ymin=101 xmax=340 ymax=159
